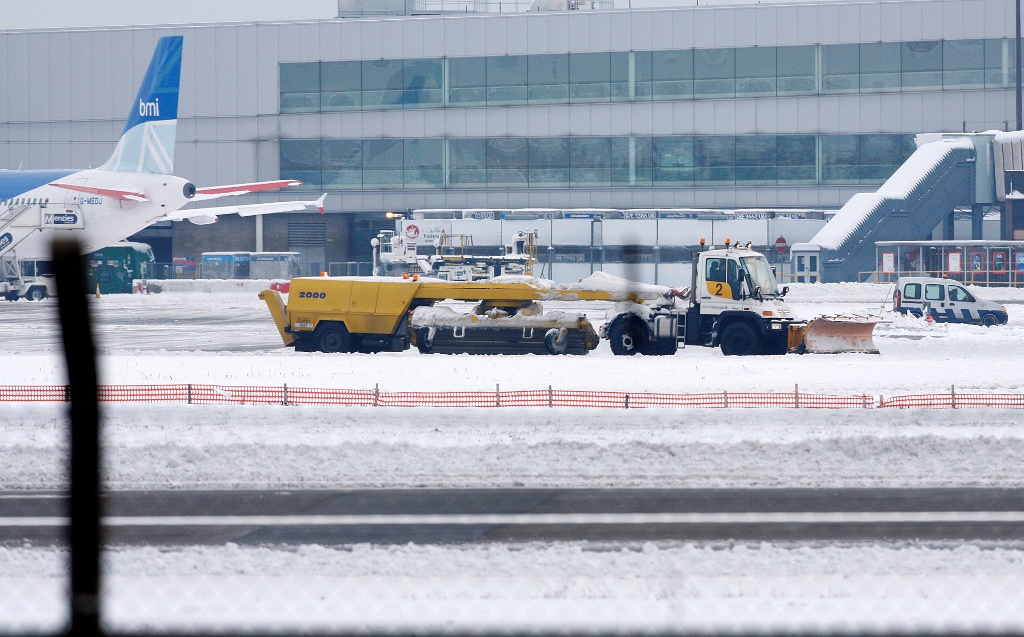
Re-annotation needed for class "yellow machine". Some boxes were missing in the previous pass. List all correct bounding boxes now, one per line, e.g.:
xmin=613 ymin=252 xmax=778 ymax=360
xmin=259 ymin=276 xmax=632 ymax=355
xmin=261 ymin=247 xmax=880 ymax=356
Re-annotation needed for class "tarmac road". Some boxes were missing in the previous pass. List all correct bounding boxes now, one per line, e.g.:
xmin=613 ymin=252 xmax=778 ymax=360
xmin=4 ymin=488 xmax=1024 ymax=545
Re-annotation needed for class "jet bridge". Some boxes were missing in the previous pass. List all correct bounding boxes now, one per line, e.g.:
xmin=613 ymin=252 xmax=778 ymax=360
xmin=789 ymin=132 xmax=1024 ymax=282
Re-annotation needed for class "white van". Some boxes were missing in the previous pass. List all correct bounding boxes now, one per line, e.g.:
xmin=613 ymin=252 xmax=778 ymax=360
xmin=893 ymin=276 xmax=1007 ymax=326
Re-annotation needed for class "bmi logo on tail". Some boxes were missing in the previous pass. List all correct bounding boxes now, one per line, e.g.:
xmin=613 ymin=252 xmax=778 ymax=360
xmin=139 ymin=99 xmax=160 ymax=117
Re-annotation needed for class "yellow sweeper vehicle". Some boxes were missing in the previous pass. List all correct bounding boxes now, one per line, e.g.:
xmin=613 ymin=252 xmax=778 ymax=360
xmin=260 ymin=243 xmax=880 ymax=356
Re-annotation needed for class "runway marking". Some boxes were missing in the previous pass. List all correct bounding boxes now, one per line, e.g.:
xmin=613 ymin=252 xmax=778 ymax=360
xmin=4 ymin=511 xmax=1024 ymax=527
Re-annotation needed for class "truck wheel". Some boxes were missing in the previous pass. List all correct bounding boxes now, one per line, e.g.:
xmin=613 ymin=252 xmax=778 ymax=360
xmin=720 ymin=322 xmax=760 ymax=356
xmin=608 ymin=318 xmax=646 ymax=356
xmin=544 ymin=329 xmax=568 ymax=355
xmin=416 ymin=327 xmax=434 ymax=354
xmin=316 ymin=324 xmax=351 ymax=353
xmin=982 ymin=314 xmax=999 ymax=327
xmin=26 ymin=287 xmax=47 ymax=301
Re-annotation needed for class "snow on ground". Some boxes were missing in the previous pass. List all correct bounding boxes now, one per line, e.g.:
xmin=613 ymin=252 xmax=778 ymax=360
xmin=5 ymin=283 xmax=1024 ymax=633
xmin=4 ymin=542 xmax=1024 ymax=633
xmin=3 ymin=404 xmax=1024 ymax=489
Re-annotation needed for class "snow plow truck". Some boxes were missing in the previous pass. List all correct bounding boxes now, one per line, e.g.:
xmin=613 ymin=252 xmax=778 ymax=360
xmin=259 ymin=242 xmax=879 ymax=356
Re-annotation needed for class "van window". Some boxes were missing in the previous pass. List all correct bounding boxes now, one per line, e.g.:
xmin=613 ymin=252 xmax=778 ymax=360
xmin=903 ymin=283 xmax=921 ymax=300
xmin=925 ymin=283 xmax=945 ymax=301
xmin=949 ymin=286 xmax=974 ymax=303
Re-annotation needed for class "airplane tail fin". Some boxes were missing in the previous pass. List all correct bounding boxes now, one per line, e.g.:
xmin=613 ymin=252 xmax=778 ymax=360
xmin=99 ymin=35 xmax=183 ymax=174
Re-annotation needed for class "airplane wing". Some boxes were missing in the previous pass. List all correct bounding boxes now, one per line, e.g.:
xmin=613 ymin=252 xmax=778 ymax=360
xmin=50 ymin=182 xmax=150 ymax=202
xmin=164 ymin=194 xmax=326 ymax=225
xmin=192 ymin=179 xmax=303 ymax=201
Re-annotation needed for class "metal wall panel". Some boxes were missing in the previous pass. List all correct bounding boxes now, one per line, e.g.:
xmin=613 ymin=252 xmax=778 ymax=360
xmin=506 ymin=15 xmax=529 ymax=56
xmin=337 ymin=20 xmax=362 ymax=60
xmin=403 ymin=110 xmax=426 ymax=138
xmin=603 ymin=219 xmax=657 ymax=244
xmin=449 ymin=220 xmax=502 ymax=244
xmin=567 ymin=13 xmax=591 ymax=53
xmin=257 ymin=140 xmax=279 ymax=181
xmin=298 ymin=22 xmax=322 ymax=61
xmin=983 ymin=0 xmax=1007 ymax=38
xmin=733 ymin=8 xmax=755 ymax=48
xmin=548 ymin=105 xmax=571 ymax=137
xmin=462 ymin=108 xmax=487 ymax=136
xmin=318 ymin=21 xmax=342 ymax=60
xmin=857 ymin=2 xmax=881 ymax=43
xmin=401 ymin=18 xmax=425 ymax=59
xmin=710 ymin=99 xmax=736 ymax=134
xmin=423 ymin=18 xmax=445 ymax=59
xmin=609 ymin=104 xmax=631 ymax=136
xmin=668 ymin=8 xmax=694 ymax=49
xmin=548 ymin=218 xmax=590 ymax=244
xmin=796 ymin=4 xmax=820 ymax=46
xmin=629 ymin=10 xmax=653 ymax=51
xmin=233 ymin=28 xmax=260 ymax=118
xmin=485 ymin=107 xmax=509 ymax=137
xmin=879 ymin=2 xmax=903 ymax=42
xmin=527 ymin=108 xmax=550 ymax=137
xmin=607 ymin=12 xmax=630 ymax=52
xmin=567 ymin=106 xmax=589 ymax=136
xmin=464 ymin=16 xmax=487 ymax=56
xmin=551 ymin=263 xmax=592 ymax=282
xmin=601 ymin=263 xmax=657 ymax=281
xmin=48 ymin=32 xmax=72 ymax=122
xmin=484 ymin=15 xmax=508 ymax=55
xmin=442 ymin=16 xmax=466 ymax=58
xmin=256 ymin=24 xmax=280 ymax=116
xmin=546 ymin=13 xmax=569 ymax=54
xmin=818 ymin=3 xmax=841 ymax=46
xmin=214 ymin=27 xmax=238 ymax=118
xmin=657 ymin=220 xmax=714 ymax=246
xmin=525 ymin=14 xmax=549 ymax=55
xmin=507 ymin=108 xmax=529 ymax=137
xmin=589 ymin=104 xmax=611 ymax=137
xmin=775 ymin=7 xmax=799 ymax=46
xmin=713 ymin=8 xmax=736 ymax=48
xmin=28 ymin=32 xmax=51 ymax=122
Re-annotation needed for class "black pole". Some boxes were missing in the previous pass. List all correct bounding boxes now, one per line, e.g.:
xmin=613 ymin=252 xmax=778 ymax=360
xmin=53 ymin=239 xmax=102 ymax=636
xmin=1017 ymin=0 xmax=1022 ymax=130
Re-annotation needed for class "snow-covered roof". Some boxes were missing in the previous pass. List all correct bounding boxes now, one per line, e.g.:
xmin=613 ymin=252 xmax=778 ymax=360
xmin=993 ymin=130 xmax=1024 ymax=144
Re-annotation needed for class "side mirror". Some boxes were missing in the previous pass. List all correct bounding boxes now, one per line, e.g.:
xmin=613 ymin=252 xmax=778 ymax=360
xmin=777 ymin=285 xmax=789 ymax=298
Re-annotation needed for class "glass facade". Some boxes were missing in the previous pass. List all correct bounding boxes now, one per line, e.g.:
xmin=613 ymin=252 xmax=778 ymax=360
xmin=281 ymin=134 xmax=915 ymax=190
xmin=281 ymin=38 xmax=1016 ymax=113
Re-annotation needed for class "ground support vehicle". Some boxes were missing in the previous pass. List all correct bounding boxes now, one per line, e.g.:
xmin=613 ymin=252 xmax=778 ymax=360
xmin=1 ymin=256 xmax=55 ymax=301
xmin=261 ymin=244 xmax=879 ymax=356
xmin=371 ymin=229 xmax=538 ymax=281
xmin=260 ymin=276 xmax=619 ymax=355
xmin=893 ymin=276 xmax=1007 ymax=326
xmin=601 ymin=243 xmax=880 ymax=356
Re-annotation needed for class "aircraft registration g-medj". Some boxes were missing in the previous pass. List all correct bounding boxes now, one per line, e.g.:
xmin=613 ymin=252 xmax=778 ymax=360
xmin=0 ymin=35 xmax=325 ymax=260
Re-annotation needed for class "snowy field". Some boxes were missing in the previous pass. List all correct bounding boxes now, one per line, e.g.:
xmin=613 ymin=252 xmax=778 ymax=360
xmin=4 ymin=282 xmax=1024 ymax=633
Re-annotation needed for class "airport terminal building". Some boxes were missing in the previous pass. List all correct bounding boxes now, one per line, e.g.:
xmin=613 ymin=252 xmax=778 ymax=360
xmin=0 ymin=0 xmax=1018 ymax=278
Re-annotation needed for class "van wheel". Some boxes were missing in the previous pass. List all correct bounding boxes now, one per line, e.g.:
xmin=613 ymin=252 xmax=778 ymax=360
xmin=26 ymin=287 xmax=47 ymax=301
xmin=982 ymin=314 xmax=999 ymax=327
xmin=720 ymin=322 xmax=760 ymax=356
xmin=316 ymin=323 xmax=351 ymax=353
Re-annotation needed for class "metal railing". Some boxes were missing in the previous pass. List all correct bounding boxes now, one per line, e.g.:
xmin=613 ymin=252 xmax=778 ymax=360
xmin=859 ymin=268 xmax=1024 ymax=287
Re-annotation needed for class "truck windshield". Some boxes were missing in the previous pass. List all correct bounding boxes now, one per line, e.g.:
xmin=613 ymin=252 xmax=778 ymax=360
xmin=740 ymin=256 xmax=778 ymax=297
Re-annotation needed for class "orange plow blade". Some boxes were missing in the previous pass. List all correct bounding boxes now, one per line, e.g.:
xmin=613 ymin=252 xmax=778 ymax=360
xmin=789 ymin=315 xmax=882 ymax=354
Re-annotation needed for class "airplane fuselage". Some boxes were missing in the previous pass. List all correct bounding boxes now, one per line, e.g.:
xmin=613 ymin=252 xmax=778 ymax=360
xmin=0 ymin=169 xmax=194 ymax=258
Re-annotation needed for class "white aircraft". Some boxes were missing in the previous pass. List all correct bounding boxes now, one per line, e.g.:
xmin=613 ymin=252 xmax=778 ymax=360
xmin=0 ymin=35 xmax=324 ymax=261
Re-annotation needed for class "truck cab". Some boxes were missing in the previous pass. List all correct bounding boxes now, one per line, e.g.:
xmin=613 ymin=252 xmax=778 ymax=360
xmin=604 ymin=243 xmax=799 ymax=356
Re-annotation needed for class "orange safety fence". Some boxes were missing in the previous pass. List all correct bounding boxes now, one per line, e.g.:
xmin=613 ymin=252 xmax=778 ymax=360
xmin=4 ymin=384 xmax=1024 ymax=409
xmin=878 ymin=392 xmax=1024 ymax=409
